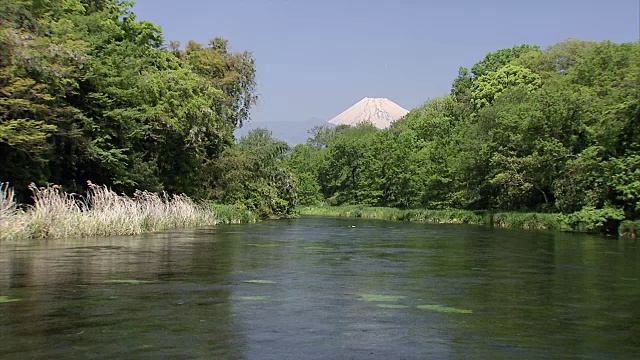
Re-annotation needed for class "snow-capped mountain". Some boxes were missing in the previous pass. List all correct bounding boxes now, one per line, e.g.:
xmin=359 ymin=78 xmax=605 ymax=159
xmin=328 ymin=97 xmax=409 ymax=129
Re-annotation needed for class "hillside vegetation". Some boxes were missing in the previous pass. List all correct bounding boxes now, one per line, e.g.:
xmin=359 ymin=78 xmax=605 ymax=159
xmin=288 ymin=41 xmax=640 ymax=235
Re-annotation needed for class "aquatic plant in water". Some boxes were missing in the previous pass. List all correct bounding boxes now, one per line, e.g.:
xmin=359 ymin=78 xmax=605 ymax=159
xmin=0 ymin=296 xmax=21 ymax=303
xmin=244 ymin=280 xmax=277 ymax=284
xmin=377 ymin=304 xmax=409 ymax=309
xmin=416 ymin=304 xmax=472 ymax=314
xmin=303 ymin=246 xmax=335 ymax=250
xmin=107 ymin=279 xmax=154 ymax=285
xmin=238 ymin=296 xmax=270 ymax=301
xmin=357 ymin=294 xmax=406 ymax=302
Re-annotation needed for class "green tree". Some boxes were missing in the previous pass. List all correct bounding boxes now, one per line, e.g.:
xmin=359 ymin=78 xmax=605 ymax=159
xmin=0 ymin=0 xmax=88 ymax=195
xmin=319 ymin=124 xmax=378 ymax=204
xmin=611 ymin=153 xmax=640 ymax=218
xmin=396 ymin=96 xmax=463 ymax=208
xmin=471 ymin=64 xmax=542 ymax=108
xmin=471 ymin=44 xmax=540 ymax=78
xmin=1 ymin=0 xmax=262 ymax=204
xmin=181 ymin=38 xmax=258 ymax=129
xmin=287 ymin=142 xmax=327 ymax=205
xmin=554 ymin=146 xmax=610 ymax=213
xmin=208 ymin=129 xmax=297 ymax=217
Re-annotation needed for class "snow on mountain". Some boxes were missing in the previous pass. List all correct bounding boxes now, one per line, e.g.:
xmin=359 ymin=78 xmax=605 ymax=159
xmin=328 ymin=97 xmax=409 ymax=129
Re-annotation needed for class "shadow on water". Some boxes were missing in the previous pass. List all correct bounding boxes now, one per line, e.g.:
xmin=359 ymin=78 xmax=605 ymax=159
xmin=1 ymin=217 xmax=639 ymax=359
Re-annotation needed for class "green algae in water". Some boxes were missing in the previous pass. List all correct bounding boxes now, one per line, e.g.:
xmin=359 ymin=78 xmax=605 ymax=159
xmin=471 ymin=267 xmax=487 ymax=272
xmin=303 ymin=246 xmax=335 ymax=250
xmin=0 ymin=296 xmax=21 ymax=303
xmin=357 ymin=294 xmax=406 ymax=302
xmin=246 ymin=243 xmax=282 ymax=248
xmin=92 ymin=296 xmax=119 ymax=303
xmin=239 ymin=296 xmax=270 ymax=301
xmin=369 ymin=243 xmax=396 ymax=248
xmin=416 ymin=304 xmax=472 ymax=314
xmin=107 ymin=279 xmax=154 ymax=285
xmin=377 ymin=304 xmax=409 ymax=309
xmin=244 ymin=280 xmax=277 ymax=284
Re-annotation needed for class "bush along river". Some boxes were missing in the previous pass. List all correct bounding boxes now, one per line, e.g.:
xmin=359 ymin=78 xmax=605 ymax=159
xmin=1 ymin=216 xmax=639 ymax=359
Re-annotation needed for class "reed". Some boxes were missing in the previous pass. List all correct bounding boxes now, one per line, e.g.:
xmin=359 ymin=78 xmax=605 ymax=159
xmin=0 ymin=182 xmax=253 ymax=241
xmin=0 ymin=182 xmax=18 ymax=220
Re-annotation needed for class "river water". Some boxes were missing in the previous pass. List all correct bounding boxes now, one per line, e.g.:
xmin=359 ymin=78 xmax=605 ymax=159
xmin=1 ymin=216 xmax=639 ymax=359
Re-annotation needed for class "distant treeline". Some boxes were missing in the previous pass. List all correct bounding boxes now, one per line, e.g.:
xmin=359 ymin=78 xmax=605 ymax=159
xmin=287 ymin=40 xmax=640 ymax=233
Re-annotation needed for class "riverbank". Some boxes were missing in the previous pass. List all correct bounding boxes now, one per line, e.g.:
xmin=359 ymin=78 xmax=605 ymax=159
xmin=0 ymin=183 xmax=257 ymax=241
xmin=298 ymin=205 xmax=635 ymax=237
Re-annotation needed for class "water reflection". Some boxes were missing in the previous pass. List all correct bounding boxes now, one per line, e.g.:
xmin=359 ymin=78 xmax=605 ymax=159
xmin=1 ymin=218 xmax=639 ymax=359
xmin=0 ymin=229 xmax=245 ymax=358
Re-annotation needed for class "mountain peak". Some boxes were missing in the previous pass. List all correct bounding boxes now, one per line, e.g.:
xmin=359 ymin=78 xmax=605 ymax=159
xmin=328 ymin=97 xmax=409 ymax=129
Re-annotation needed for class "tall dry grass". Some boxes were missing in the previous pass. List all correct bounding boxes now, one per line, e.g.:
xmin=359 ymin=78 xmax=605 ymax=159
xmin=0 ymin=182 xmax=219 ymax=241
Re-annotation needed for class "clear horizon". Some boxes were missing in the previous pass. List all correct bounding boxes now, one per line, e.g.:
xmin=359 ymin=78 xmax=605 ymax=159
xmin=132 ymin=0 xmax=639 ymax=125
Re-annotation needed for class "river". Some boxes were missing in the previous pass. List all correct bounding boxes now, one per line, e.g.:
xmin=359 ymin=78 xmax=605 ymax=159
xmin=1 ymin=216 xmax=639 ymax=359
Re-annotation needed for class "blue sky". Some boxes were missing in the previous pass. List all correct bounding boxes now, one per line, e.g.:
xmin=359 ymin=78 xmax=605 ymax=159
xmin=132 ymin=0 xmax=639 ymax=124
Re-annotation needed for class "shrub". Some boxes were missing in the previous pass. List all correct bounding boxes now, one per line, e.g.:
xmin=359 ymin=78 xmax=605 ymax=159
xmin=619 ymin=220 xmax=640 ymax=239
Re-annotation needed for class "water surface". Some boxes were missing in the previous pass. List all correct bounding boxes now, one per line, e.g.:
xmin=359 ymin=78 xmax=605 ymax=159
xmin=1 ymin=217 xmax=639 ymax=359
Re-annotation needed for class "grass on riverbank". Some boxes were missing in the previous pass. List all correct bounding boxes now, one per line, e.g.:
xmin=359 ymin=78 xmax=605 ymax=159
xmin=299 ymin=205 xmax=631 ymax=236
xmin=208 ymin=203 xmax=258 ymax=224
xmin=491 ymin=212 xmax=563 ymax=231
xmin=0 ymin=182 xmax=256 ymax=241
xmin=298 ymin=205 xmax=484 ymax=224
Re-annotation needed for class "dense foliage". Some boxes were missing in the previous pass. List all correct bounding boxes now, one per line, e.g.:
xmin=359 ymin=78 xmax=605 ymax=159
xmin=2 ymin=2 xmax=637 ymax=227
xmin=0 ymin=0 xmax=297 ymax=217
xmin=287 ymin=39 xmax=640 ymax=233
